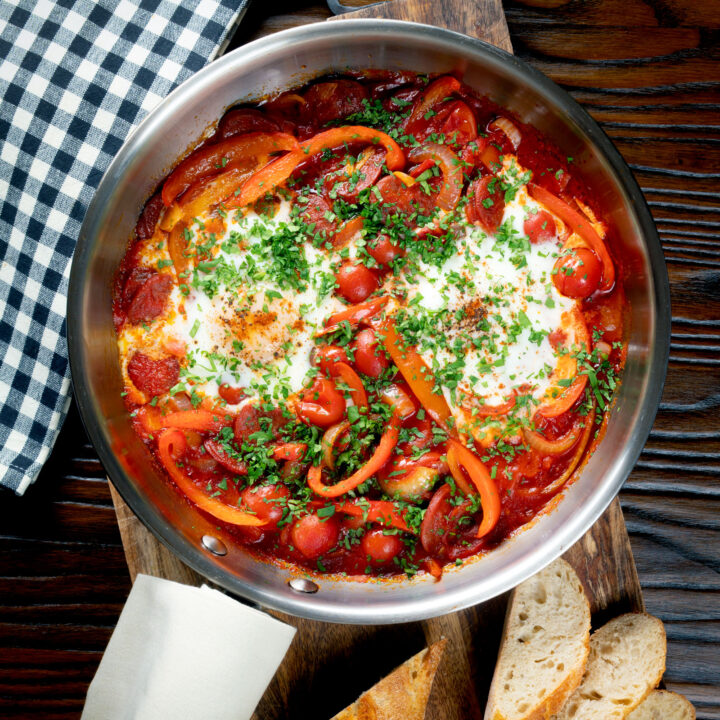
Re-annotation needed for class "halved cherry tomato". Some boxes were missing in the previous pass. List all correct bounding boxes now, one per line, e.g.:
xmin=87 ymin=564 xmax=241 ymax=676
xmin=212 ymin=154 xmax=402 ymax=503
xmin=353 ymin=328 xmax=390 ymax=378
xmin=362 ymin=529 xmax=403 ymax=564
xmin=553 ymin=247 xmax=602 ymax=299
xmin=467 ymin=176 xmax=505 ymax=233
xmin=297 ymin=376 xmax=346 ymax=428
xmin=241 ymin=484 xmax=290 ymax=530
xmin=335 ymin=261 xmax=378 ymax=304
xmin=367 ymin=234 xmax=405 ymax=267
xmin=218 ymin=384 xmax=247 ymax=405
xmin=290 ymin=512 xmax=340 ymax=558
xmin=524 ymin=209 xmax=556 ymax=244
xmin=440 ymin=100 xmax=478 ymax=145
xmin=313 ymin=345 xmax=350 ymax=375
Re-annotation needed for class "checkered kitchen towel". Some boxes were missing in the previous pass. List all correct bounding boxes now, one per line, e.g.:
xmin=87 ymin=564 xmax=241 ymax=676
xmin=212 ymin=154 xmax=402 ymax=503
xmin=0 ymin=0 xmax=248 ymax=494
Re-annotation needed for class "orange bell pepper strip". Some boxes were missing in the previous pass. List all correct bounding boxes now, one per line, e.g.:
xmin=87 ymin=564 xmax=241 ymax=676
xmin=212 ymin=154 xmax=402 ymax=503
xmin=178 ymin=164 xmax=254 ymax=219
xmin=333 ymin=499 xmax=414 ymax=534
xmin=446 ymin=439 xmax=501 ymax=538
xmin=307 ymin=412 xmax=401 ymax=498
xmin=328 ymin=362 xmax=369 ymax=409
xmin=159 ymin=410 xmax=231 ymax=433
xmin=235 ymin=126 xmax=405 ymax=207
xmin=529 ymin=183 xmax=615 ymax=291
xmin=404 ymin=76 xmax=461 ymax=134
xmin=317 ymin=296 xmax=389 ymax=337
xmin=381 ymin=318 xmax=453 ymax=431
xmin=157 ymin=428 xmax=265 ymax=526
xmin=272 ymin=442 xmax=307 ymax=462
xmin=162 ymin=132 xmax=299 ymax=206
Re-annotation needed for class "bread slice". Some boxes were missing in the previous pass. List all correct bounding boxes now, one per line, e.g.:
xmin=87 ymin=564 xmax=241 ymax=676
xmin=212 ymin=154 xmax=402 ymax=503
xmin=627 ymin=690 xmax=696 ymax=720
xmin=484 ymin=558 xmax=591 ymax=720
xmin=554 ymin=613 xmax=667 ymax=720
xmin=330 ymin=638 xmax=446 ymax=720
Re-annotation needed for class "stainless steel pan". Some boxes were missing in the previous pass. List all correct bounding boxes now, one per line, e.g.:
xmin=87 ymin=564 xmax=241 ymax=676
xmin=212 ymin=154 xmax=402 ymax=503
xmin=67 ymin=20 xmax=670 ymax=624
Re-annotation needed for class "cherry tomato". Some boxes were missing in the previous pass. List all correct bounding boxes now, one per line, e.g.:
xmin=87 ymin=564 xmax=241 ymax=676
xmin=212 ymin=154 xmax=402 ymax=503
xmin=361 ymin=528 xmax=403 ymax=564
xmin=313 ymin=345 xmax=350 ymax=375
xmin=553 ymin=247 xmax=602 ymax=299
xmin=291 ymin=513 xmax=340 ymax=558
xmin=352 ymin=328 xmax=389 ymax=378
xmin=127 ymin=352 xmax=179 ymax=397
xmin=367 ymin=234 xmax=404 ymax=267
xmin=438 ymin=101 xmax=477 ymax=146
xmin=218 ymin=383 xmax=247 ymax=405
xmin=241 ymin=484 xmax=290 ymax=530
xmin=127 ymin=273 xmax=173 ymax=325
xmin=468 ymin=176 xmax=505 ymax=233
xmin=297 ymin=376 xmax=346 ymax=428
xmin=335 ymin=261 xmax=378 ymax=304
xmin=524 ymin=210 xmax=556 ymax=244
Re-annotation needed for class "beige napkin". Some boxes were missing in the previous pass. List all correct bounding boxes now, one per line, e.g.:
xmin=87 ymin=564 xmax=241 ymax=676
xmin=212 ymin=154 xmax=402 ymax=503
xmin=81 ymin=574 xmax=295 ymax=720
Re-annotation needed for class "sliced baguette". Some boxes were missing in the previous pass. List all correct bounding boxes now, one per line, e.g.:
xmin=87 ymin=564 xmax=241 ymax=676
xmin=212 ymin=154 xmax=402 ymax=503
xmin=330 ymin=638 xmax=446 ymax=720
xmin=627 ymin=690 xmax=696 ymax=720
xmin=554 ymin=613 xmax=666 ymax=720
xmin=484 ymin=558 xmax=591 ymax=720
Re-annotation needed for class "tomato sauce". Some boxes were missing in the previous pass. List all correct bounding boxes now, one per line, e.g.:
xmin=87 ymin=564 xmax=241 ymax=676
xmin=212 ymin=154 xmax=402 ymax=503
xmin=114 ymin=71 xmax=627 ymax=581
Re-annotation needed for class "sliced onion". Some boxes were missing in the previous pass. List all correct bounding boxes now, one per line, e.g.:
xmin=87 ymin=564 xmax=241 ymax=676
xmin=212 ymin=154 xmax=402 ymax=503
xmin=321 ymin=420 xmax=350 ymax=470
xmin=380 ymin=384 xmax=416 ymax=420
xmin=379 ymin=466 xmax=438 ymax=502
xmin=523 ymin=417 xmax=583 ymax=456
xmin=407 ymin=143 xmax=463 ymax=211
xmin=541 ymin=403 xmax=596 ymax=496
xmin=489 ymin=117 xmax=522 ymax=150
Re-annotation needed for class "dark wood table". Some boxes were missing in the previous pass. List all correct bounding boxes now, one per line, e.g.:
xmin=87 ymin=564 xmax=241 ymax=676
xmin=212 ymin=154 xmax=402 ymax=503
xmin=2 ymin=1 xmax=718 ymax=718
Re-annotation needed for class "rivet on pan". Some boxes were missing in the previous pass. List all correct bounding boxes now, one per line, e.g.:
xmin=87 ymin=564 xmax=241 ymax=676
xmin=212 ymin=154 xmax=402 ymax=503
xmin=288 ymin=577 xmax=319 ymax=594
xmin=201 ymin=535 xmax=227 ymax=556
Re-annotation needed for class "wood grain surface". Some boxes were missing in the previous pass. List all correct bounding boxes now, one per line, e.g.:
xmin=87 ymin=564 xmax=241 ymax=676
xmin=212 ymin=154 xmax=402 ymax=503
xmin=1 ymin=0 xmax=719 ymax=718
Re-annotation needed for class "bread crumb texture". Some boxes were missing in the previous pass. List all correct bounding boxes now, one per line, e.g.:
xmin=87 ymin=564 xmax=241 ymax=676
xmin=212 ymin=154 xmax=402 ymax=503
xmin=627 ymin=690 xmax=696 ymax=720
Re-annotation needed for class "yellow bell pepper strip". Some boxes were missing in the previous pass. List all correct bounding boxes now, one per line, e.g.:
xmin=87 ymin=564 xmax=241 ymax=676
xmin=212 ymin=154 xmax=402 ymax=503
xmin=333 ymin=499 xmax=414 ymax=534
xmin=157 ymin=428 xmax=265 ymax=526
xmin=236 ymin=125 xmax=405 ymax=207
xmin=446 ymin=439 xmax=501 ymax=539
xmin=307 ymin=412 xmax=401 ymax=498
xmin=162 ymin=132 xmax=299 ymax=206
xmin=381 ymin=318 xmax=453 ymax=431
xmin=529 ymin=183 xmax=615 ymax=291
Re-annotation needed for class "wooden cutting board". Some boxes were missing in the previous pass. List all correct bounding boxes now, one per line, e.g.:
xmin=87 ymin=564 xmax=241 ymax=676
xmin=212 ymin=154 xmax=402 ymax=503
xmin=109 ymin=1 xmax=645 ymax=717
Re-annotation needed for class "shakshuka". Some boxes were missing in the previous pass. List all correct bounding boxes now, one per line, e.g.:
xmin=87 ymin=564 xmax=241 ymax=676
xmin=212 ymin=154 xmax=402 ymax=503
xmin=113 ymin=72 xmax=626 ymax=580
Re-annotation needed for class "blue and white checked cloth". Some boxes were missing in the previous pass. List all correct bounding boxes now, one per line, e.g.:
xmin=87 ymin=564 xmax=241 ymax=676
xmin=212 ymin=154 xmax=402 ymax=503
xmin=0 ymin=0 xmax=248 ymax=494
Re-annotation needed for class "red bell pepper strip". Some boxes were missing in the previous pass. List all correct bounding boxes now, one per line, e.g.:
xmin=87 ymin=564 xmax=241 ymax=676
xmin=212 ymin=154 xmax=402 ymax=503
xmin=529 ymin=183 xmax=615 ymax=291
xmin=307 ymin=412 xmax=401 ymax=498
xmin=317 ymin=296 xmax=389 ymax=337
xmin=158 ymin=429 xmax=264 ymax=526
xmin=162 ymin=132 xmax=299 ymax=206
xmin=296 ymin=376 xmax=346 ymax=428
xmin=159 ymin=410 xmax=231 ymax=433
xmin=334 ymin=499 xmax=414 ymax=534
xmin=407 ymin=143 xmax=463 ymax=211
xmin=328 ymin=362 xmax=369 ymax=409
xmin=446 ymin=439 xmax=501 ymax=538
xmin=236 ymin=126 xmax=405 ymax=207
xmin=381 ymin=318 xmax=453 ymax=430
